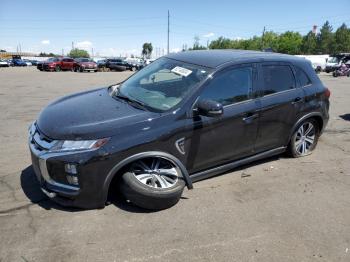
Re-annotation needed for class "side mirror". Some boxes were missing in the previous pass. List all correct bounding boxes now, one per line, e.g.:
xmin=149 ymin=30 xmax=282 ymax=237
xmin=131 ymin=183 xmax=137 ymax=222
xmin=196 ymin=99 xmax=223 ymax=117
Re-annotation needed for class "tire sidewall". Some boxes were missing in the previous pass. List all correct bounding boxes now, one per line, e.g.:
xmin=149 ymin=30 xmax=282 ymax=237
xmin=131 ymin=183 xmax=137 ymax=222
xmin=120 ymin=170 xmax=185 ymax=210
xmin=289 ymin=119 xmax=320 ymax=157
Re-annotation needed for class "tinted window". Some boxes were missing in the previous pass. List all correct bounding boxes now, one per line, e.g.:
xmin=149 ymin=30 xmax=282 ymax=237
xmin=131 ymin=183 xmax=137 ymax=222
xmin=262 ymin=65 xmax=295 ymax=95
xmin=295 ymin=67 xmax=311 ymax=87
xmin=200 ymin=67 xmax=252 ymax=106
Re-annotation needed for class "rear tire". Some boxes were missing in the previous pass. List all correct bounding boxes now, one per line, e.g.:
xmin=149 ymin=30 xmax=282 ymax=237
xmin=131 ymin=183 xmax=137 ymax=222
xmin=288 ymin=119 xmax=320 ymax=158
xmin=119 ymin=157 xmax=185 ymax=210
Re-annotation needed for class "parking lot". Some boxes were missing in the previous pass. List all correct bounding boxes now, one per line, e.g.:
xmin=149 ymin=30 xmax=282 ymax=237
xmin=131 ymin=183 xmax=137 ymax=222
xmin=0 ymin=67 xmax=349 ymax=261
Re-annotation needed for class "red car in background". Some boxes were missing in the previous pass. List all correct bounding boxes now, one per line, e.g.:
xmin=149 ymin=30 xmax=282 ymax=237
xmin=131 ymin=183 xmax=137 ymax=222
xmin=41 ymin=57 xmax=75 ymax=72
xmin=74 ymin=58 xmax=98 ymax=72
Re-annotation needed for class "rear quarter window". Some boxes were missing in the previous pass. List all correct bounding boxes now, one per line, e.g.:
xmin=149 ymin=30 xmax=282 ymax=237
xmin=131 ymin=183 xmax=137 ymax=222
xmin=295 ymin=67 xmax=312 ymax=87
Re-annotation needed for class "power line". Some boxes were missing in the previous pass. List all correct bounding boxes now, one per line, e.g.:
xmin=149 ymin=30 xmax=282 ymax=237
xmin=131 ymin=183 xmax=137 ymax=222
xmin=0 ymin=16 xmax=164 ymax=22
xmin=167 ymin=10 xmax=170 ymax=55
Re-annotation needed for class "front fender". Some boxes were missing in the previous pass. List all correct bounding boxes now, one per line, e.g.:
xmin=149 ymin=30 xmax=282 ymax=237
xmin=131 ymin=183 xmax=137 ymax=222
xmin=102 ymin=151 xmax=193 ymax=203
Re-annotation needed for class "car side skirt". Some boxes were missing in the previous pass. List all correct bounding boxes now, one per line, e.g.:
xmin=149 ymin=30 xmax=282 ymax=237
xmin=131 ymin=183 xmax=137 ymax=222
xmin=190 ymin=147 xmax=286 ymax=183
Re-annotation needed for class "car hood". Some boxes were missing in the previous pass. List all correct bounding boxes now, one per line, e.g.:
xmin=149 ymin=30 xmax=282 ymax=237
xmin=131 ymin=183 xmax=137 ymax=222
xmin=36 ymin=87 xmax=158 ymax=140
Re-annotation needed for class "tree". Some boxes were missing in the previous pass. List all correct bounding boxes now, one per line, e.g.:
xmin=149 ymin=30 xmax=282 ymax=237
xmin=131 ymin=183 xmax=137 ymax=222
xmin=317 ymin=21 xmax=335 ymax=54
xmin=142 ymin=43 xmax=153 ymax=58
xmin=189 ymin=36 xmax=207 ymax=50
xmin=276 ymin=31 xmax=303 ymax=54
xmin=334 ymin=23 xmax=350 ymax=53
xmin=68 ymin=48 xmax=90 ymax=58
xmin=207 ymin=20 xmax=347 ymax=55
xmin=39 ymin=52 xmax=58 ymax=57
xmin=261 ymin=31 xmax=279 ymax=51
xmin=209 ymin=37 xmax=233 ymax=49
xmin=301 ymin=31 xmax=318 ymax=54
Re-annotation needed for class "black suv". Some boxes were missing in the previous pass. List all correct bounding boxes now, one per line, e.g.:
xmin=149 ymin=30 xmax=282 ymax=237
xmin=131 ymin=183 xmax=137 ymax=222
xmin=28 ymin=50 xmax=330 ymax=210
xmin=99 ymin=58 xmax=129 ymax=71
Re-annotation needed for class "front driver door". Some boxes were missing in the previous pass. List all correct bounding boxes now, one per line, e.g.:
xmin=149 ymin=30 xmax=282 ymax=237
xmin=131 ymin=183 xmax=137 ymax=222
xmin=189 ymin=64 xmax=261 ymax=173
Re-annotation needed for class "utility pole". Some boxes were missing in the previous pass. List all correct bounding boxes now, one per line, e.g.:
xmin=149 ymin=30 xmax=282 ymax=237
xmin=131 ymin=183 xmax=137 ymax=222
xmin=91 ymin=48 xmax=94 ymax=57
xmin=262 ymin=26 xmax=266 ymax=48
xmin=167 ymin=10 xmax=170 ymax=54
xmin=72 ymin=41 xmax=74 ymax=50
xmin=62 ymin=49 xmax=64 ymax=56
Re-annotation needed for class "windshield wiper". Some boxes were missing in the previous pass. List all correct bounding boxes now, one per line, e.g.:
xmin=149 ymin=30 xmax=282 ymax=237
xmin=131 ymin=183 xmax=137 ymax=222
xmin=114 ymin=89 xmax=148 ymax=111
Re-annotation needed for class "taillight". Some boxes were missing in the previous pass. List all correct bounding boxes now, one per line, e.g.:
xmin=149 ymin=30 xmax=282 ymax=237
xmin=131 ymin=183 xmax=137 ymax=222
xmin=324 ymin=87 xmax=331 ymax=98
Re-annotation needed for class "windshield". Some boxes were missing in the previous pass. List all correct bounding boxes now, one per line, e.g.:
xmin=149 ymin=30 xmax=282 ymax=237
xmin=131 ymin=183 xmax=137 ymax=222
xmin=118 ymin=57 xmax=211 ymax=111
xmin=47 ymin=58 xmax=58 ymax=62
xmin=79 ymin=58 xmax=92 ymax=62
xmin=328 ymin=57 xmax=339 ymax=63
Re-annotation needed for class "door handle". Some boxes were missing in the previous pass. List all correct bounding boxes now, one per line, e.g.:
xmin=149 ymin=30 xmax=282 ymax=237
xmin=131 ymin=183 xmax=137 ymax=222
xmin=242 ymin=113 xmax=259 ymax=122
xmin=291 ymin=97 xmax=303 ymax=104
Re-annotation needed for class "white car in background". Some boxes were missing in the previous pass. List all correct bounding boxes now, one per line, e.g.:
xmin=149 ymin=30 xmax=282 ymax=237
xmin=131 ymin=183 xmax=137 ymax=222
xmin=145 ymin=59 xmax=155 ymax=65
xmin=0 ymin=59 xmax=9 ymax=67
xmin=23 ymin=60 xmax=32 ymax=66
xmin=296 ymin=55 xmax=329 ymax=73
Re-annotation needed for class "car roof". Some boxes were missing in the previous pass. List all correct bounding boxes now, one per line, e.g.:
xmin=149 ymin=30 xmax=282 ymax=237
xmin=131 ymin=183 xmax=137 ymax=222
xmin=165 ymin=49 xmax=306 ymax=68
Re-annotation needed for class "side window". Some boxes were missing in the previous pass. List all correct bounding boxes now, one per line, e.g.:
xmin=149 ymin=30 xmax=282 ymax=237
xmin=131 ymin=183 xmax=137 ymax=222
xmin=295 ymin=67 xmax=311 ymax=87
xmin=262 ymin=65 xmax=295 ymax=95
xmin=200 ymin=67 xmax=252 ymax=106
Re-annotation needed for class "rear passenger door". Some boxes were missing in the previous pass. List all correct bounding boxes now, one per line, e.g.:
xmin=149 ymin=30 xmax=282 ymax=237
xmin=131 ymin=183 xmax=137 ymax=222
xmin=61 ymin=58 xmax=74 ymax=70
xmin=255 ymin=62 xmax=305 ymax=153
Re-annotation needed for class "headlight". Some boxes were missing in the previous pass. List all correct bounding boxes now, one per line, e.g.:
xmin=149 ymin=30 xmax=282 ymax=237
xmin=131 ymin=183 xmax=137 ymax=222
xmin=28 ymin=122 xmax=36 ymax=136
xmin=50 ymin=138 xmax=109 ymax=152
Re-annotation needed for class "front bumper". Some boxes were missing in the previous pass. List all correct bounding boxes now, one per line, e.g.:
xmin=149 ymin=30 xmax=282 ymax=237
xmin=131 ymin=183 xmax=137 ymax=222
xmin=28 ymin=124 xmax=108 ymax=209
xmin=82 ymin=68 xmax=97 ymax=71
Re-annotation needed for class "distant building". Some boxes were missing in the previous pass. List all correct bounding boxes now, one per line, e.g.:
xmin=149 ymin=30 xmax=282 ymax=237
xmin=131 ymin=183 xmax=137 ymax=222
xmin=0 ymin=51 xmax=37 ymax=59
xmin=312 ymin=25 xmax=318 ymax=35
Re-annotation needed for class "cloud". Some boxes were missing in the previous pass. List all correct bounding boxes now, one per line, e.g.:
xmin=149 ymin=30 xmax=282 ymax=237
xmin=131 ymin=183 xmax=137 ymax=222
xmin=41 ymin=40 xmax=50 ymax=45
xmin=75 ymin=41 xmax=93 ymax=50
xmin=171 ymin=48 xmax=181 ymax=53
xmin=233 ymin=36 xmax=244 ymax=40
xmin=203 ymin=32 xmax=215 ymax=38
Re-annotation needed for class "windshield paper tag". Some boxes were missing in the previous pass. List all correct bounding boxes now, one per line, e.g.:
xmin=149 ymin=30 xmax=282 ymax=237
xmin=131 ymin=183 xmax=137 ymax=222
xmin=171 ymin=66 xmax=192 ymax=77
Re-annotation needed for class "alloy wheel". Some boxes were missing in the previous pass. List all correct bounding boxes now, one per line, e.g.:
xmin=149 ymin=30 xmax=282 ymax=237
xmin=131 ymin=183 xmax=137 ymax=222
xmin=294 ymin=122 xmax=316 ymax=155
xmin=130 ymin=158 xmax=179 ymax=189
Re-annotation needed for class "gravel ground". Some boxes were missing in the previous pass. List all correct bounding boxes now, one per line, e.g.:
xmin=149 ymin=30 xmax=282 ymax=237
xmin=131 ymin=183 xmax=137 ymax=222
xmin=0 ymin=67 xmax=349 ymax=262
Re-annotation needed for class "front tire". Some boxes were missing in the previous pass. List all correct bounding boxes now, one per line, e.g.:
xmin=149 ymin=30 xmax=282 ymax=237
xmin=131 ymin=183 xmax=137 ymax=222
xmin=55 ymin=65 xmax=61 ymax=72
xmin=120 ymin=157 xmax=185 ymax=210
xmin=288 ymin=119 xmax=320 ymax=158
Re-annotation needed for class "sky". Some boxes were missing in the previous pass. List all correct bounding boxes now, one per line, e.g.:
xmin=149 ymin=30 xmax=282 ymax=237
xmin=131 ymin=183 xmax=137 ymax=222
xmin=0 ymin=0 xmax=349 ymax=57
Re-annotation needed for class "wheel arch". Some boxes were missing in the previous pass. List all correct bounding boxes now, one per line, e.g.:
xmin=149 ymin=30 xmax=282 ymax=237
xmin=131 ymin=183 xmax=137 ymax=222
xmin=288 ymin=112 xmax=324 ymax=143
xmin=102 ymin=151 xmax=193 ymax=204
